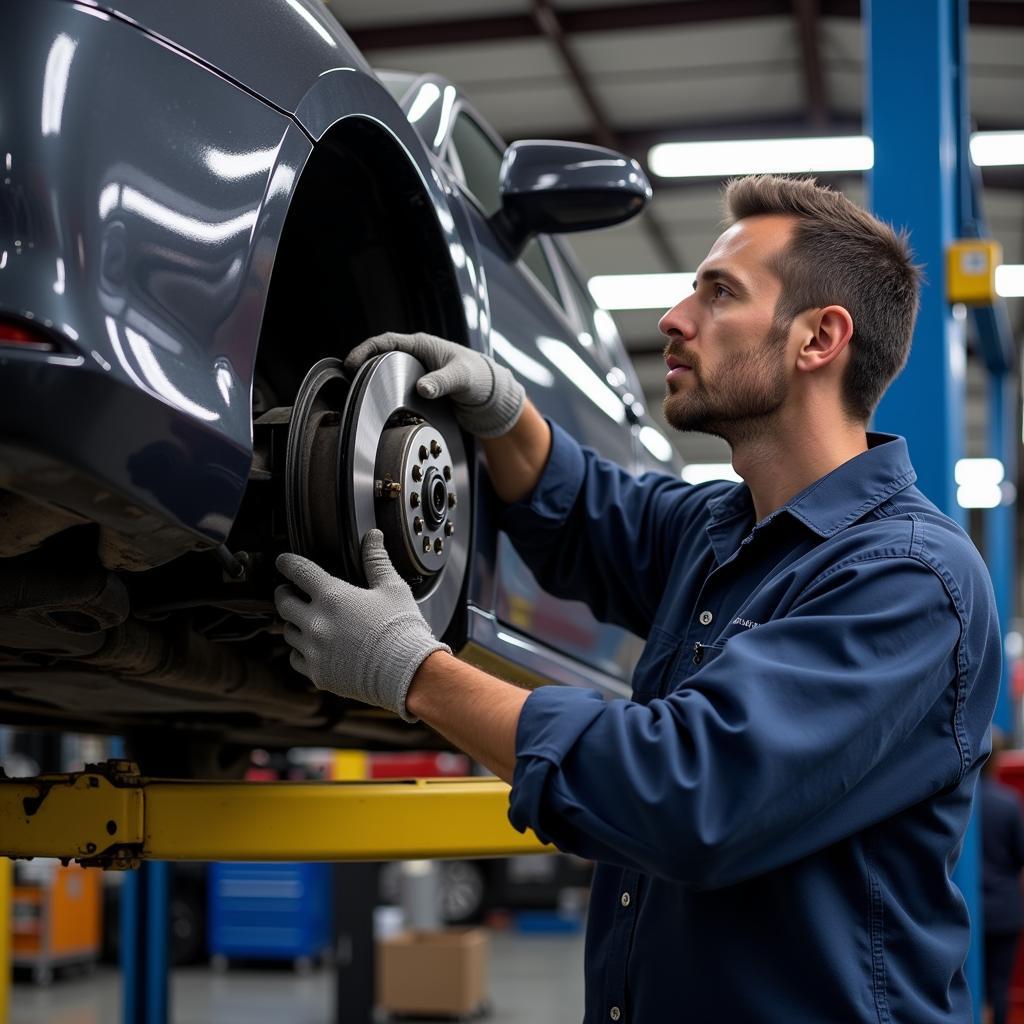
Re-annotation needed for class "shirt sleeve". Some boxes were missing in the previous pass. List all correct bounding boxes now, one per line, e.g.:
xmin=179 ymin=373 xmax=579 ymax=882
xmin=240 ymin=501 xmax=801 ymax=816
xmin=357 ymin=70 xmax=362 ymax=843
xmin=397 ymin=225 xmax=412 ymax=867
xmin=499 ymin=419 xmax=726 ymax=638
xmin=509 ymin=553 xmax=994 ymax=889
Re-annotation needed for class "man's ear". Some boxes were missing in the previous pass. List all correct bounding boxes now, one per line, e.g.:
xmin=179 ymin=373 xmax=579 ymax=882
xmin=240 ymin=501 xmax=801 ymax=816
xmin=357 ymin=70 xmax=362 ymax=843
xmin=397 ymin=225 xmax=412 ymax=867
xmin=795 ymin=305 xmax=854 ymax=373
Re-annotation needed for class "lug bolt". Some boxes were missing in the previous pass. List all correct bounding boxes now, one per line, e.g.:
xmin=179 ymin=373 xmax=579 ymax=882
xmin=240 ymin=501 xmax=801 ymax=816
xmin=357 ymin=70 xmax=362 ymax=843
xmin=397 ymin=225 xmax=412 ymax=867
xmin=434 ymin=538 xmax=444 ymax=553
xmin=410 ymin=493 xmax=420 ymax=508
xmin=445 ymin=521 xmax=455 ymax=536
xmin=423 ymin=537 xmax=431 ymax=553
xmin=448 ymin=493 xmax=457 ymax=508
xmin=419 ymin=445 xmax=429 ymax=462
xmin=413 ymin=517 xmax=423 ymax=534
xmin=443 ymin=465 xmax=451 ymax=481
xmin=430 ymin=440 xmax=442 ymax=457
xmin=412 ymin=465 xmax=423 ymax=482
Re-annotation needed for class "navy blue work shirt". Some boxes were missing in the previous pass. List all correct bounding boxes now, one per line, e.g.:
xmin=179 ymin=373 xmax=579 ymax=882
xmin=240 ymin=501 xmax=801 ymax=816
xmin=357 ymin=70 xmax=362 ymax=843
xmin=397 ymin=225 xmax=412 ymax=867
xmin=502 ymin=421 xmax=1000 ymax=1024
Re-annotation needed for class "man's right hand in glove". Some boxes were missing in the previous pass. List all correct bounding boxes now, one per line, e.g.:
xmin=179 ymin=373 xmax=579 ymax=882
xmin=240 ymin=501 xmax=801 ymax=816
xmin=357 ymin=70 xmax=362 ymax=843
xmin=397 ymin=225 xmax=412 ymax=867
xmin=345 ymin=331 xmax=551 ymax=503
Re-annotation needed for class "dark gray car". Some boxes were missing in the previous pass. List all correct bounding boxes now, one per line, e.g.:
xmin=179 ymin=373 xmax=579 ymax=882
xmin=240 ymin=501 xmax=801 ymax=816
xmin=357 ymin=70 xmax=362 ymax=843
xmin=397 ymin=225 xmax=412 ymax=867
xmin=0 ymin=0 xmax=677 ymax=772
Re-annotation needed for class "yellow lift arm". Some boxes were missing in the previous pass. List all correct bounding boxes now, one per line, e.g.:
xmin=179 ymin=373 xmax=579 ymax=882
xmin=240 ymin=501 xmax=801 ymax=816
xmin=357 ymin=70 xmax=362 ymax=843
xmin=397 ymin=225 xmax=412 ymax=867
xmin=0 ymin=760 xmax=549 ymax=868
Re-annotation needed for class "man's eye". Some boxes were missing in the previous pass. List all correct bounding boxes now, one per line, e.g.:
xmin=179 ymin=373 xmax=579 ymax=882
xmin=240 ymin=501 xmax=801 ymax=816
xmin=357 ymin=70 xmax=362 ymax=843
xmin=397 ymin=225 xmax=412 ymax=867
xmin=712 ymin=284 xmax=730 ymax=299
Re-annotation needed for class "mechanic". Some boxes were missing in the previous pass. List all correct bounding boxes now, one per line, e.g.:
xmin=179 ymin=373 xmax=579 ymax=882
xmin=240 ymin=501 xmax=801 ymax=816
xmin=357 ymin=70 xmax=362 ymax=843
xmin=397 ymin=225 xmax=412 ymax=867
xmin=274 ymin=174 xmax=1000 ymax=1023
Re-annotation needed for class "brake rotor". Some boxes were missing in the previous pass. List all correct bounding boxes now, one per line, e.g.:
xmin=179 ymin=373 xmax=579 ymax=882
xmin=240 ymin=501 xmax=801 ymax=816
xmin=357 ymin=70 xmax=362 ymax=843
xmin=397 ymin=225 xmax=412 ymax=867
xmin=285 ymin=352 xmax=470 ymax=638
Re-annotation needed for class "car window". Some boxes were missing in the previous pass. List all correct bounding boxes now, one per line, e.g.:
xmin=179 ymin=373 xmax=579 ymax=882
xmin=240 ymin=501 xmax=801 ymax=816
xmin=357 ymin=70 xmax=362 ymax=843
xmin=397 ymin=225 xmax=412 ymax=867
xmin=520 ymin=238 xmax=563 ymax=309
xmin=557 ymin=249 xmax=629 ymax=374
xmin=446 ymin=112 xmax=568 ymax=314
xmin=448 ymin=113 xmax=503 ymax=217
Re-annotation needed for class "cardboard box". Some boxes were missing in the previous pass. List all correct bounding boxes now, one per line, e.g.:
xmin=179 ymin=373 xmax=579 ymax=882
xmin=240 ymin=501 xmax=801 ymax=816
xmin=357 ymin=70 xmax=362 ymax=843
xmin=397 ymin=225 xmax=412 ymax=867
xmin=377 ymin=927 xmax=489 ymax=1016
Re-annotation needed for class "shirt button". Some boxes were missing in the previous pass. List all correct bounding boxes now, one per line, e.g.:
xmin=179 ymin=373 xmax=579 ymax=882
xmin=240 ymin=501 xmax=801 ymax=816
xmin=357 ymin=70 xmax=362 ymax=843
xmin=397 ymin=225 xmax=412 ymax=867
xmin=620 ymin=891 xmax=630 ymax=908
xmin=610 ymin=1008 xmax=621 ymax=1021
xmin=699 ymin=610 xmax=713 ymax=626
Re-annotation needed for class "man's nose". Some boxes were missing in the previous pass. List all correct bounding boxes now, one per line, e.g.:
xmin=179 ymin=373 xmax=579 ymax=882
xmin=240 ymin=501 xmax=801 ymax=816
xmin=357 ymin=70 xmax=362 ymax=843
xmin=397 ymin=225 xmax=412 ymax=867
xmin=658 ymin=296 xmax=697 ymax=340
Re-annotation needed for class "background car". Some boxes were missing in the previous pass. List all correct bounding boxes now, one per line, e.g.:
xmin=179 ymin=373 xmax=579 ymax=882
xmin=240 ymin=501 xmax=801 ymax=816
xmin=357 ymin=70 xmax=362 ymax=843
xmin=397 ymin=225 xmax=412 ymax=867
xmin=0 ymin=0 xmax=680 ymax=774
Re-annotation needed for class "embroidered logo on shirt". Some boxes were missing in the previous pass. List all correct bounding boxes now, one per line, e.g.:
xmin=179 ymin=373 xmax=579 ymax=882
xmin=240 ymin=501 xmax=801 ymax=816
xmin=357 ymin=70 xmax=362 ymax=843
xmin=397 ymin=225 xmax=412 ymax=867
xmin=731 ymin=617 xmax=760 ymax=630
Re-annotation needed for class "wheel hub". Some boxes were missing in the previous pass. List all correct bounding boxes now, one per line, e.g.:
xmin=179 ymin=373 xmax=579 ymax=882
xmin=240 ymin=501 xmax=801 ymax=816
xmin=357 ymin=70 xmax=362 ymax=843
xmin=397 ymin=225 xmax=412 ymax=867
xmin=284 ymin=352 xmax=469 ymax=637
xmin=374 ymin=421 xmax=457 ymax=577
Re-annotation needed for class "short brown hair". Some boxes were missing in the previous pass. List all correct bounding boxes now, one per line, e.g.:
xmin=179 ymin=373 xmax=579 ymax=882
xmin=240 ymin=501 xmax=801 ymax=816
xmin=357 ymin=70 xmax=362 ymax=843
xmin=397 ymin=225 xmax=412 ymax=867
xmin=723 ymin=175 xmax=921 ymax=422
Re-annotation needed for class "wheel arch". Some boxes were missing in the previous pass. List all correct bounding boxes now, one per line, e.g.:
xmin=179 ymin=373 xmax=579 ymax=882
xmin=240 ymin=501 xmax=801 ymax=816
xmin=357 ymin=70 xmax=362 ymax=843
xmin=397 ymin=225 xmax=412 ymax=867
xmin=255 ymin=113 xmax=470 ymax=405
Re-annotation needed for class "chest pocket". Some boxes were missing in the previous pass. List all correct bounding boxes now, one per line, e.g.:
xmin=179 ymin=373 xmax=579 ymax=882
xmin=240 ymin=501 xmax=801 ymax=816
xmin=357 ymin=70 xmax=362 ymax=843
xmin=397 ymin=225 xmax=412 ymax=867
xmin=690 ymin=638 xmax=729 ymax=671
xmin=632 ymin=629 xmax=732 ymax=702
xmin=631 ymin=627 xmax=681 ymax=703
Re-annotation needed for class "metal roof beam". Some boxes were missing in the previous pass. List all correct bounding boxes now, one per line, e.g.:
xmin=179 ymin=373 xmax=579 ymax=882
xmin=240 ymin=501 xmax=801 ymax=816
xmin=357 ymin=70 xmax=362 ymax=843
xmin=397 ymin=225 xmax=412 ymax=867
xmin=345 ymin=1 xmax=1024 ymax=52
xmin=529 ymin=0 xmax=685 ymax=270
xmin=792 ymin=0 xmax=829 ymax=128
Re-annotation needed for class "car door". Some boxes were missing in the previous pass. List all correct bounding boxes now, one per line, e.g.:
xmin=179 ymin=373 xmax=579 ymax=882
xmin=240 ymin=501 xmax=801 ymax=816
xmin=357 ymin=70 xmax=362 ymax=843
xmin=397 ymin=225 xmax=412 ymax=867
xmin=443 ymin=107 xmax=642 ymax=693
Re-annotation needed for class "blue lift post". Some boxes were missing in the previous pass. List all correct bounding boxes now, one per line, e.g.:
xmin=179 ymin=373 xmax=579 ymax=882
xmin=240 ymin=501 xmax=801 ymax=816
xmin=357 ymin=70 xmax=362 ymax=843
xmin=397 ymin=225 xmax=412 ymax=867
xmin=867 ymin=0 xmax=979 ymax=1013
xmin=121 ymin=862 xmax=171 ymax=1024
xmin=110 ymin=734 xmax=171 ymax=1024
xmin=869 ymin=0 xmax=1018 ymax=1015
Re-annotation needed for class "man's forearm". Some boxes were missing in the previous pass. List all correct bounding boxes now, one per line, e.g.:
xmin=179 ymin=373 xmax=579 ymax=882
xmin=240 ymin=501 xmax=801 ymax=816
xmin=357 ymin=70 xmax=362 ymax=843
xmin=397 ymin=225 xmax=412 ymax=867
xmin=479 ymin=399 xmax=552 ymax=505
xmin=405 ymin=650 xmax=530 ymax=783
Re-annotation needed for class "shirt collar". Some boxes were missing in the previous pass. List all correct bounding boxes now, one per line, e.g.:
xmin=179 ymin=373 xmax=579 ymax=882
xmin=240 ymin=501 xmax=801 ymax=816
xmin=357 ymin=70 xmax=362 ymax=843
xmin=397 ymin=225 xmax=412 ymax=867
xmin=706 ymin=433 xmax=917 ymax=540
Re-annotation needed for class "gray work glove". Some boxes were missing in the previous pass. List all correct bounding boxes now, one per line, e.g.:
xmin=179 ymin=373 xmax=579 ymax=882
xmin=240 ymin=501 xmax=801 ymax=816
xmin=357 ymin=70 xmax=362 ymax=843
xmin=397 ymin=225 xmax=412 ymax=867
xmin=274 ymin=530 xmax=451 ymax=722
xmin=344 ymin=331 xmax=525 ymax=439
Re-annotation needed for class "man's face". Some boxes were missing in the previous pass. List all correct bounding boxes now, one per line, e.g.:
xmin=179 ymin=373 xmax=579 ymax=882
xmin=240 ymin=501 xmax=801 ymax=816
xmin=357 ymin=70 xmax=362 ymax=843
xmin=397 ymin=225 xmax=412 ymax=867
xmin=658 ymin=215 xmax=797 ymax=445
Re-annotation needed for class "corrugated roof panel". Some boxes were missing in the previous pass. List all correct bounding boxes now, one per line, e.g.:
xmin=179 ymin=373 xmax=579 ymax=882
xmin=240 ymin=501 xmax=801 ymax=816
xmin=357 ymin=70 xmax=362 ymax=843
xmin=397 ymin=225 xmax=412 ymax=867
xmin=369 ymin=38 xmax=562 ymax=92
xmin=572 ymin=18 xmax=798 ymax=72
xmin=329 ymin=0 xmax=526 ymax=28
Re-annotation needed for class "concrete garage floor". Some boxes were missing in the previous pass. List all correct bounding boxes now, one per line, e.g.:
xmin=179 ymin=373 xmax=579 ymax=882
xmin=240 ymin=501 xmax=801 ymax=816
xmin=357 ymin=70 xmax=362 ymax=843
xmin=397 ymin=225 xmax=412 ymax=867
xmin=9 ymin=930 xmax=585 ymax=1024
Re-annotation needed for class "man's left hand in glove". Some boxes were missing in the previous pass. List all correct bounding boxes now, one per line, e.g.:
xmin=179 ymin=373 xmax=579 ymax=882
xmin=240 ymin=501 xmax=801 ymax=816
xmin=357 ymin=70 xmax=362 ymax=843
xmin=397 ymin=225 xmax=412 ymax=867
xmin=274 ymin=529 xmax=451 ymax=723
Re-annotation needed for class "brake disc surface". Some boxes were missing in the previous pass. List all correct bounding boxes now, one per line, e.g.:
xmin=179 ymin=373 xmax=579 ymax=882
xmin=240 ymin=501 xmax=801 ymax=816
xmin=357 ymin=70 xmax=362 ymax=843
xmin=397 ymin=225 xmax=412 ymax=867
xmin=285 ymin=352 xmax=470 ymax=638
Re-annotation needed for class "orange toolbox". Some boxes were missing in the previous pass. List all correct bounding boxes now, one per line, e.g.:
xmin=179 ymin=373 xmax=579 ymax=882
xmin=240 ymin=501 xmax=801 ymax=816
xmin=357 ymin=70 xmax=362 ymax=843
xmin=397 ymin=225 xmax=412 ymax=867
xmin=11 ymin=860 xmax=101 ymax=984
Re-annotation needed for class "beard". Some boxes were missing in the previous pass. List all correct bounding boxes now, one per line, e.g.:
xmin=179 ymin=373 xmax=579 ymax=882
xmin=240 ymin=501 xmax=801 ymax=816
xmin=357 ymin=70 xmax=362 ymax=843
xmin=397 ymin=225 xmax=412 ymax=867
xmin=662 ymin=319 xmax=790 ymax=446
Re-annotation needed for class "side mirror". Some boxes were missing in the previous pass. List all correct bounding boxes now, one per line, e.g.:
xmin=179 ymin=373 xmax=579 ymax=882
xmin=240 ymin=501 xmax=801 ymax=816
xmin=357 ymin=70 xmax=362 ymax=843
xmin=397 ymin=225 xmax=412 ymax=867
xmin=490 ymin=140 xmax=652 ymax=258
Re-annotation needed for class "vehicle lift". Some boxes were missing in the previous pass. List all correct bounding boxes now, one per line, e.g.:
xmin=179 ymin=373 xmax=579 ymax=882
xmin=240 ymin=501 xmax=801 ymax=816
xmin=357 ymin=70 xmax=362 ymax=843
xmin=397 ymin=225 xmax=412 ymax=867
xmin=0 ymin=760 xmax=549 ymax=1024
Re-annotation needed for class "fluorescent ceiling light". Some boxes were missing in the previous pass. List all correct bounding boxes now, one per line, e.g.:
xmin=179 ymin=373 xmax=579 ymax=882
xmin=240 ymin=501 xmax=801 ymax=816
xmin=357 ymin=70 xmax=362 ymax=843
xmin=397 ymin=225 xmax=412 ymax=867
xmin=649 ymin=136 xmax=873 ymax=178
xmin=589 ymin=273 xmax=694 ymax=311
xmin=969 ymin=131 xmax=1024 ymax=167
xmin=681 ymin=463 xmax=742 ymax=485
xmin=954 ymin=458 xmax=1004 ymax=488
xmin=996 ymin=265 xmax=1024 ymax=298
xmin=955 ymin=458 xmax=1005 ymax=509
xmin=649 ymin=131 xmax=1024 ymax=179
xmin=589 ymin=265 xmax=1024 ymax=310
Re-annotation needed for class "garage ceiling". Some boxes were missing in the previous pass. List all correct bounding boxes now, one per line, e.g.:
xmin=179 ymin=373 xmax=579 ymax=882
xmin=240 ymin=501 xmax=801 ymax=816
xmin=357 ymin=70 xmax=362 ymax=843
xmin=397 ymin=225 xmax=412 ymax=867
xmin=327 ymin=0 xmax=1024 ymax=466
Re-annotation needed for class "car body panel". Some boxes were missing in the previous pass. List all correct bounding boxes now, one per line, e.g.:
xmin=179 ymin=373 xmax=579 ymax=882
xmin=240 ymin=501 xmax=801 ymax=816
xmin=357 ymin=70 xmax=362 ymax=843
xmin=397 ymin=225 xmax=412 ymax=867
xmin=1 ymin=1 xmax=308 ymax=551
xmin=56 ymin=0 xmax=372 ymax=113
xmin=0 ymin=6 xmax=669 ymax=746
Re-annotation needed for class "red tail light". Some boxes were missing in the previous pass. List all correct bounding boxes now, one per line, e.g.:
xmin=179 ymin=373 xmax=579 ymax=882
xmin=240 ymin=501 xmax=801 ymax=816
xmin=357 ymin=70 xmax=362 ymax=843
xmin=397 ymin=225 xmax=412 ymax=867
xmin=0 ymin=318 xmax=57 ymax=352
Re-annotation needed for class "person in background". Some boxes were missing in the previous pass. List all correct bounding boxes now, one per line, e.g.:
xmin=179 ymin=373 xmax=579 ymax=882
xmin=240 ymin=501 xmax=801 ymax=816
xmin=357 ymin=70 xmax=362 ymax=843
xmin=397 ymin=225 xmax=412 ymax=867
xmin=982 ymin=728 xmax=1024 ymax=1024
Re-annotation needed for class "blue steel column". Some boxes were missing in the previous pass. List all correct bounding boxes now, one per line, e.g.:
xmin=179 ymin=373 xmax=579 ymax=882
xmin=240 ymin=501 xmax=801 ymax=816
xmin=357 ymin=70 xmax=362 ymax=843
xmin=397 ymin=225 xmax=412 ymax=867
xmin=988 ymin=371 xmax=1017 ymax=735
xmin=113 ymin=732 xmax=171 ymax=1024
xmin=866 ymin=0 xmax=982 ymax=1015
xmin=121 ymin=862 xmax=171 ymax=1024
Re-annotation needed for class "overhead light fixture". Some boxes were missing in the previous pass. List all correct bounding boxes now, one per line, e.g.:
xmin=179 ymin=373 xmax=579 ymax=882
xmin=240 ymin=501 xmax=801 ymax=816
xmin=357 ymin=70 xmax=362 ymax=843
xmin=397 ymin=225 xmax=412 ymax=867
xmin=589 ymin=265 xmax=1024 ymax=310
xmin=588 ymin=273 xmax=694 ymax=310
xmin=969 ymin=131 xmax=1024 ymax=167
xmin=955 ymin=458 xmax=1005 ymax=509
xmin=649 ymin=131 xmax=1024 ymax=179
xmin=649 ymin=136 xmax=873 ymax=178
xmin=996 ymin=264 xmax=1024 ymax=298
